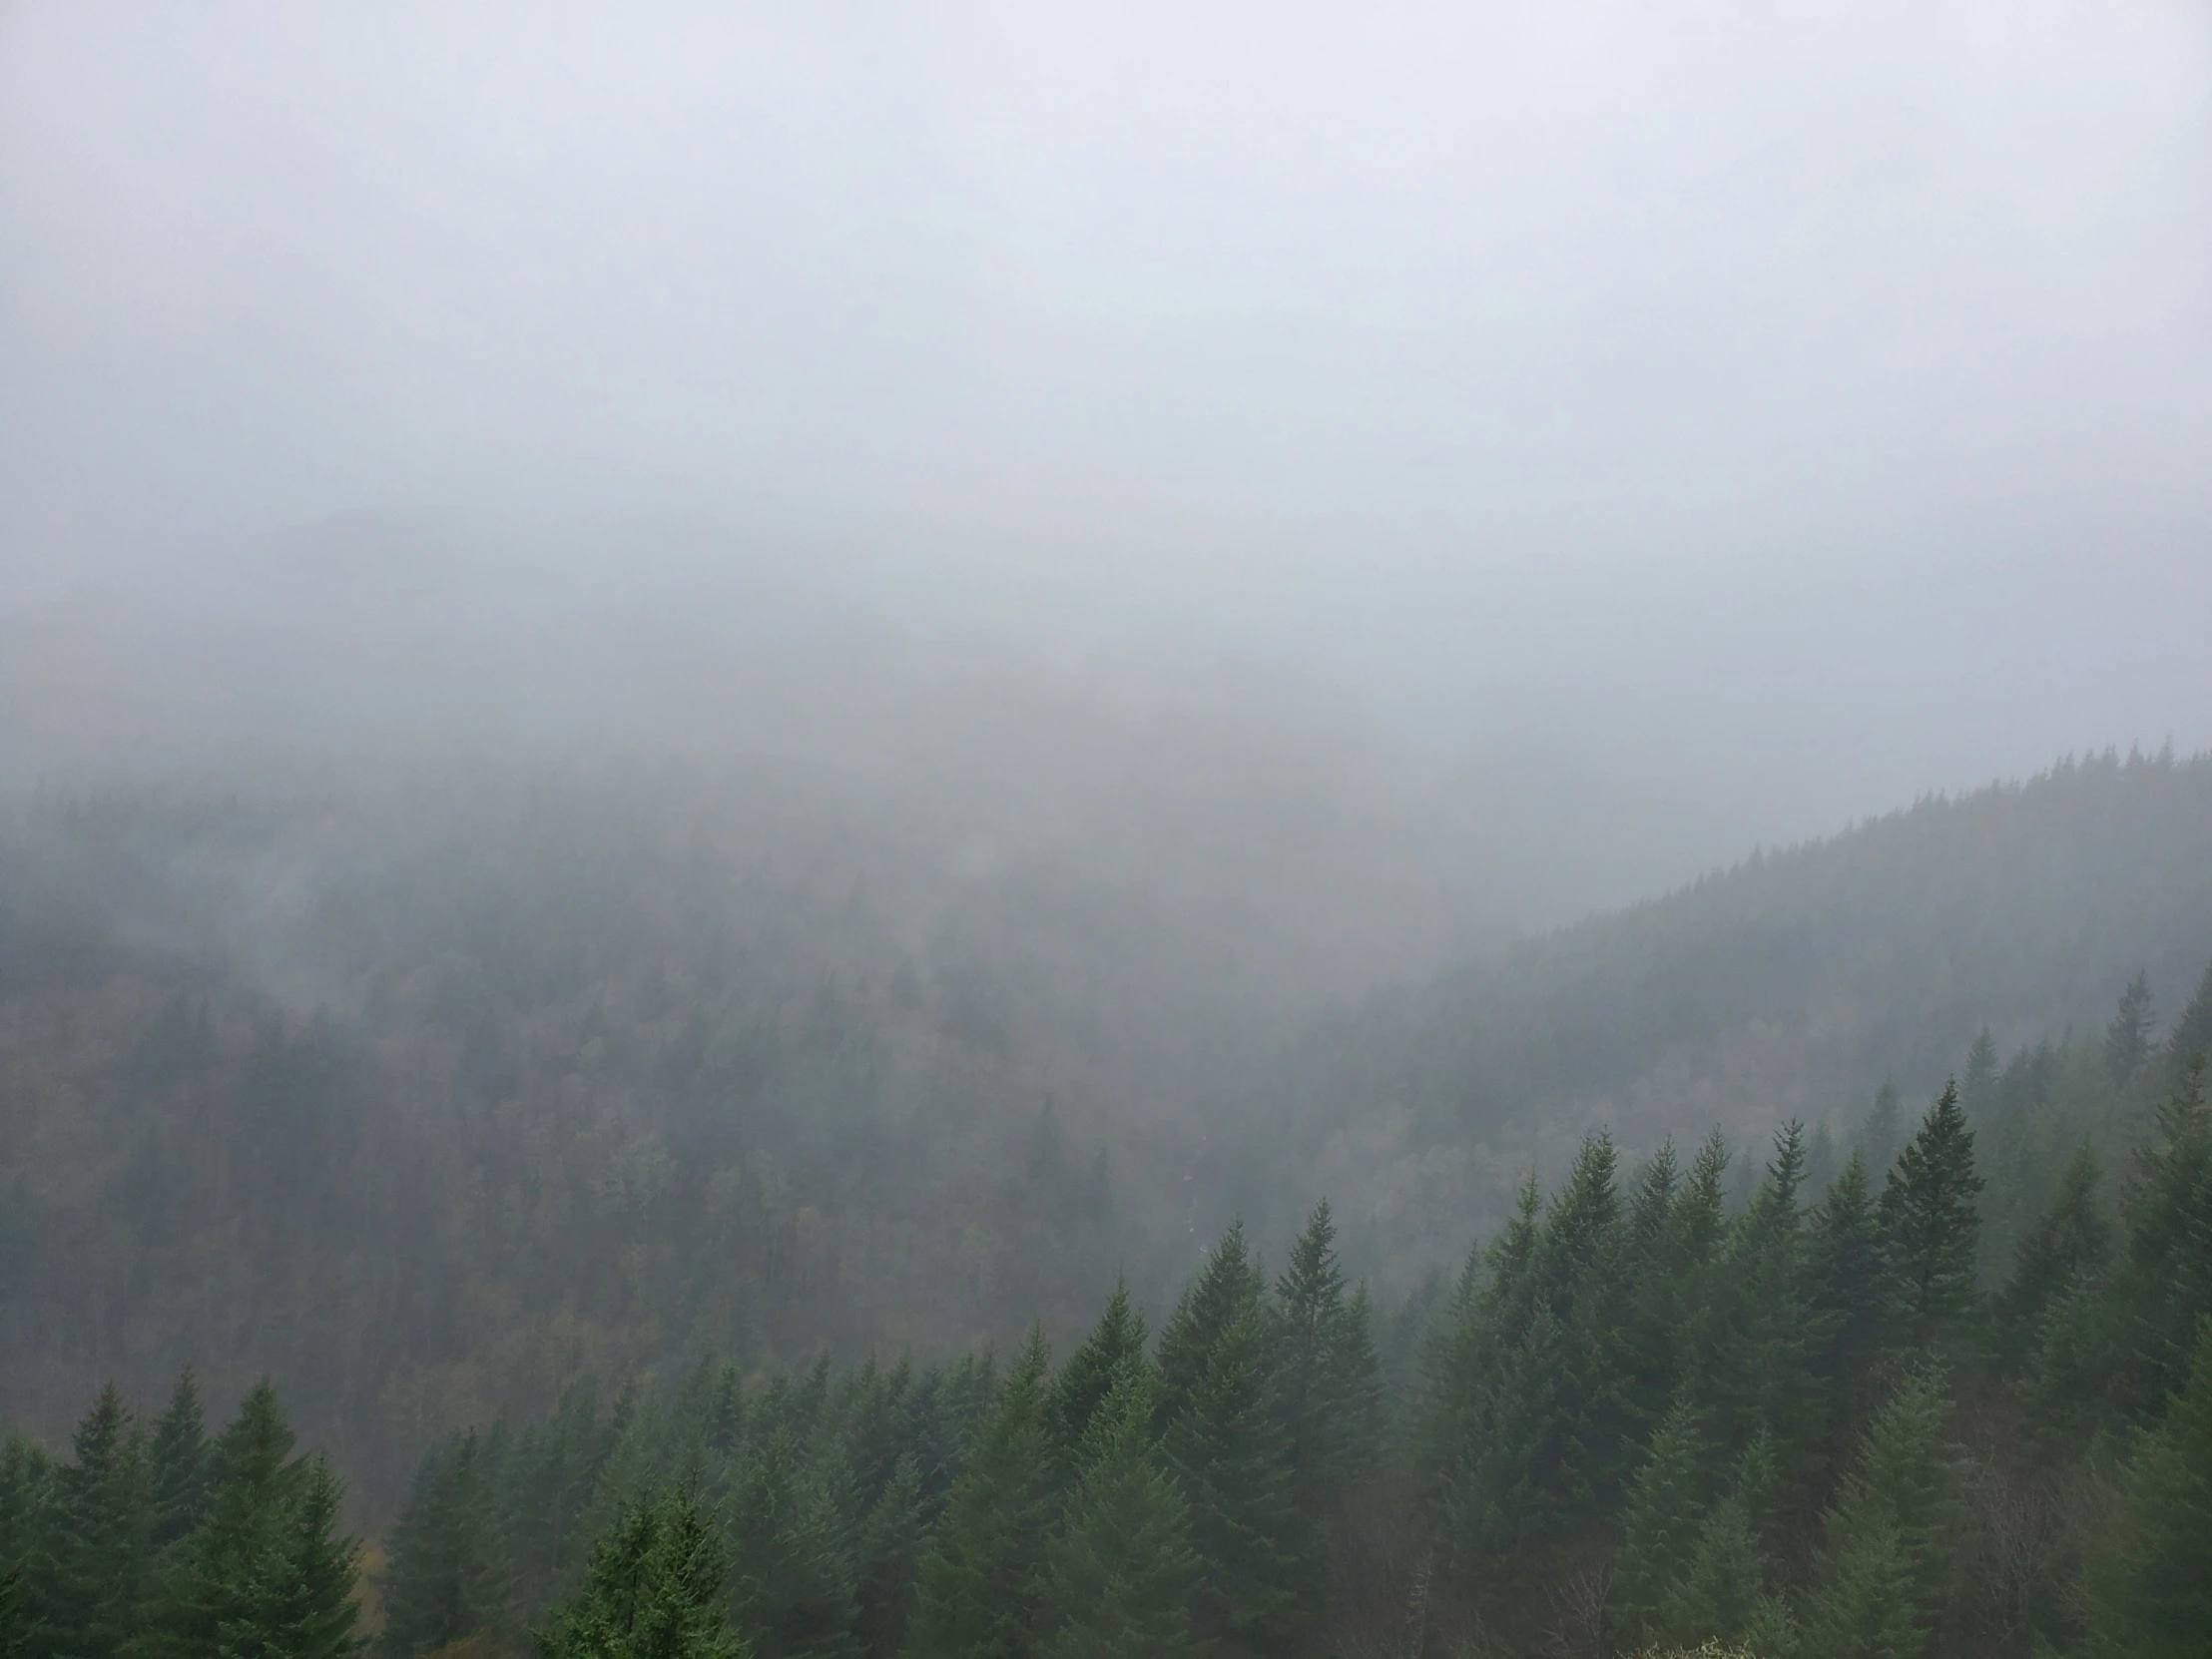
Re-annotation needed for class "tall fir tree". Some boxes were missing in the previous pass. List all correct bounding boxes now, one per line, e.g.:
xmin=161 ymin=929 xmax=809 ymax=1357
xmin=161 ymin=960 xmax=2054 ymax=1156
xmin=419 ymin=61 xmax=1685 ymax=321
xmin=1047 ymin=1281 xmax=1147 ymax=1475
xmin=0 ymin=1435 xmax=48 ymax=1659
xmin=2032 ymin=1058 xmax=2212 ymax=1433
xmin=1806 ymin=1151 xmax=1890 ymax=1449
xmin=2161 ymin=960 xmax=2212 ymax=1094
xmin=140 ymin=1380 xmax=360 ymax=1659
xmin=1697 ymin=1125 xmax=1823 ymax=1489
xmin=1990 ymin=1142 xmax=2110 ymax=1370
xmin=719 ymin=1430 xmax=859 ymax=1659
xmin=2083 ymin=1320 xmax=2212 ymax=1659
xmin=1161 ymin=1303 xmax=1305 ymax=1658
xmin=1879 ymin=1082 xmax=1985 ymax=1352
xmin=849 ymin=1455 xmax=922 ymax=1659
xmin=1608 ymin=1399 xmax=1708 ymax=1651
xmin=1273 ymin=1200 xmax=1382 ymax=1527
xmin=377 ymin=1428 xmax=511 ymax=1655
xmin=1797 ymin=1367 xmax=1959 ymax=1659
xmin=538 ymin=1482 xmax=744 ymax=1659
xmin=2106 ymin=971 xmax=2157 ymax=1089
xmin=36 ymin=1383 xmax=151 ymax=1659
xmin=905 ymin=1328 xmax=1058 ymax=1659
xmin=1154 ymin=1223 xmax=1271 ymax=1433
xmin=1040 ymin=1372 xmax=1204 ymax=1659
xmin=146 ymin=1370 xmax=212 ymax=1550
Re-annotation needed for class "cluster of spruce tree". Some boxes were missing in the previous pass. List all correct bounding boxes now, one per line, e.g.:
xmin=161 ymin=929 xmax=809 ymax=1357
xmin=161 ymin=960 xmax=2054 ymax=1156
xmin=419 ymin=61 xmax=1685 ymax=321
xmin=363 ymin=970 xmax=2211 ymax=1659
xmin=0 ymin=1374 xmax=359 ymax=1657
xmin=1412 ymin=981 xmax=2212 ymax=1657
xmin=5 ymin=969 xmax=2209 ymax=1658
xmin=372 ymin=1201 xmax=1382 ymax=1659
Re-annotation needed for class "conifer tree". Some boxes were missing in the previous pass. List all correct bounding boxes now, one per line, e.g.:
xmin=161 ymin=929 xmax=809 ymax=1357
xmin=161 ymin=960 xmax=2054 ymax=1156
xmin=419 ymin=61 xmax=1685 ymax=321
xmin=1991 ymin=1143 xmax=2110 ymax=1369
xmin=2083 ymin=1321 xmax=2212 ymax=1659
xmin=1161 ymin=1304 xmax=1305 ymax=1658
xmin=147 ymin=1370 xmax=212 ymax=1549
xmin=0 ymin=1435 xmax=48 ymax=1659
xmin=720 ymin=1429 xmax=858 ymax=1659
xmin=539 ymin=1482 xmax=743 ymax=1659
xmin=1274 ymin=1200 xmax=1382 ymax=1524
xmin=2160 ymin=960 xmax=2212 ymax=1094
xmin=850 ymin=1455 xmax=921 ymax=1659
xmin=1041 ymin=1373 xmax=1204 ymax=1659
xmin=1047 ymin=1281 xmax=1147 ymax=1474
xmin=1797 ymin=1367 xmax=1959 ymax=1659
xmin=1621 ymin=1143 xmax=1686 ymax=1428
xmin=2119 ymin=1058 xmax=2212 ymax=1412
xmin=1806 ymin=1151 xmax=1890 ymax=1444
xmin=2033 ymin=1059 xmax=2212 ymax=1432
xmin=1879 ymin=1082 xmax=1984 ymax=1351
xmin=0 ymin=1564 xmax=24 ymax=1659
xmin=1653 ymin=1434 xmax=1791 ymax=1655
xmin=140 ymin=1380 xmax=361 ymax=1659
xmin=905 ymin=1328 xmax=1057 ymax=1659
xmin=2106 ymin=972 xmax=2157 ymax=1089
xmin=1657 ymin=1493 xmax=1792 ymax=1657
xmin=38 ymin=1383 xmax=152 ymax=1659
xmin=1154 ymin=1223 xmax=1271 ymax=1432
xmin=1699 ymin=1126 xmax=1822 ymax=1483
xmin=1609 ymin=1400 xmax=1707 ymax=1650
xmin=378 ymin=1428 xmax=510 ymax=1655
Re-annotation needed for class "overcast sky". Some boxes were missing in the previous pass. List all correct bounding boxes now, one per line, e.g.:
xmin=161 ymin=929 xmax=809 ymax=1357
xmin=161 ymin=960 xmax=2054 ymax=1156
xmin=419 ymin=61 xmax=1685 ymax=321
xmin=4 ymin=0 xmax=2210 ymax=851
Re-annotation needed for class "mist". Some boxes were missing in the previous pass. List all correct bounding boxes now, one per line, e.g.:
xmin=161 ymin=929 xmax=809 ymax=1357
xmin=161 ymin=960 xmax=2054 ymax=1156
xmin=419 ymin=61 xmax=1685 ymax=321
xmin=5 ymin=7 xmax=2212 ymax=1647
xmin=6 ymin=0 xmax=2212 ymax=926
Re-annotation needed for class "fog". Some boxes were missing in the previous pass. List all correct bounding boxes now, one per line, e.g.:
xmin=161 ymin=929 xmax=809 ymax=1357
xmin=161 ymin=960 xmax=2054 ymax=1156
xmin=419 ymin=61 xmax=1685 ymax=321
xmin=13 ymin=10 xmax=2212 ymax=1597
xmin=5 ymin=0 xmax=2212 ymax=920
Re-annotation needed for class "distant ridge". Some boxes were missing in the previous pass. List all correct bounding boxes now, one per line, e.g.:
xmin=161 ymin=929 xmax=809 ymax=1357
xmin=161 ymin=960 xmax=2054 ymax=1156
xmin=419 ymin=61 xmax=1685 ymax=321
xmin=1271 ymin=748 xmax=2212 ymax=1260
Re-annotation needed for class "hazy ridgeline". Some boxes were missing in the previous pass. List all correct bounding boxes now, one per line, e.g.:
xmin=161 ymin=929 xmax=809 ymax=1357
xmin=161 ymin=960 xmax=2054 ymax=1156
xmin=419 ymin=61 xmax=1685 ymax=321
xmin=8 ymin=997 xmax=2212 ymax=1658
xmin=1 ymin=735 xmax=2208 ymax=1524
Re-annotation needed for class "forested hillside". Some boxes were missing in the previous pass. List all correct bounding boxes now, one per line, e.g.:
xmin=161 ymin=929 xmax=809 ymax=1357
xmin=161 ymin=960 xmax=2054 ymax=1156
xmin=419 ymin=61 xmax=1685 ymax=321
xmin=0 ymin=748 xmax=2206 ymax=1517
xmin=1271 ymin=747 xmax=2212 ymax=1279
xmin=7 ymin=1005 xmax=2210 ymax=1657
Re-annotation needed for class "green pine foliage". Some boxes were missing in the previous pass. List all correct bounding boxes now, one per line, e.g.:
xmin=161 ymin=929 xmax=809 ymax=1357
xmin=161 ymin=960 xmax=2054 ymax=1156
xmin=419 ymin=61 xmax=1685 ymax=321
xmin=140 ymin=1380 xmax=362 ymax=1659
xmin=905 ymin=1328 xmax=1058 ymax=1659
xmin=2084 ymin=1320 xmax=2212 ymax=1659
xmin=1879 ymin=1082 xmax=1986 ymax=1352
xmin=1161 ymin=1300 xmax=1306 ymax=1657
xmin=1047 ymin=1281 xmax=1147 ymax=1476
xmin=1609 ymin=1400 xmax=1709 ymax=1650
xmin=377 ymin=1428 xmax=513 ymax=1655
xmin=37 ymin=1384 xmax=152 ymax=1659
xmin=146 ymin=1370 xmax=212 ymax=1549
xmin=538 ymin=1483 xmax=743 ymax=1659
xmin=1990 ymin=1142 xmax=2110 ymax=1368
xmin=1273 ymin=1200 xmax=1382 ymax=1525
xmin=1154 ymin=1222 xmax=1272 ymax=1431
xmin=13 ymin=960 xmax=2212 ymax=1659
xmin=719 ymin=1430 xmax=858 ymax=1659
xmin=1798 ymin=1367 xmax=1960 ymax=1659
xmin=1041 ymin=1373 xmax=1205 ymax=1659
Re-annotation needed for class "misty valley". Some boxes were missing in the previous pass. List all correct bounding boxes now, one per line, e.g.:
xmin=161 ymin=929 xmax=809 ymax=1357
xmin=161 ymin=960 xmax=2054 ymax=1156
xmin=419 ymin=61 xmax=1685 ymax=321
xmin=7 ymin=1 xmax=2212 ymax=1652
xmin=1 ymin=747 xmax=2208 ymax=1658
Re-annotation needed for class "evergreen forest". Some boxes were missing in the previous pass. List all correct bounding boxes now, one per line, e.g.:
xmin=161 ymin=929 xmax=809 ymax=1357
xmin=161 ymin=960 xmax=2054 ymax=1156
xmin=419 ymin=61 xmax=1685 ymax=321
xmin=4 ymin=958 xmax=2211 ymax=1657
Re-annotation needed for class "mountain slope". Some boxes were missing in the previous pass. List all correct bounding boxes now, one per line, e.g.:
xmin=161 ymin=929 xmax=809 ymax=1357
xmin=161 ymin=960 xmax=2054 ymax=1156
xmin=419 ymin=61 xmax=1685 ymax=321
xmin=1272 ymin=748 xmax=2212 ymax=1272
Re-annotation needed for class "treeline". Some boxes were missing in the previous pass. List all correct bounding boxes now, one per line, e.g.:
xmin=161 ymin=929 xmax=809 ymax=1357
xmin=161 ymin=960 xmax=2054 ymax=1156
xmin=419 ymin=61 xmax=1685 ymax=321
xmin=12 ymin=971 xmax=2197 ymax=1657
xmin=353 ymin=965 xmax=2208 ymax=1657
xmin=0 ymin=1375 xmax=359 ymax=1657
xmin=4 ymin=972 xmax=2209 ymax=1655
xmin=1269 ymin=747 xmax=2212 ymax=1278
xmin=5 ymin=751 xmax=2208 ymax=1514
